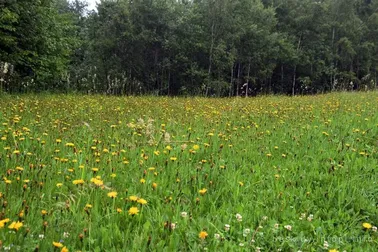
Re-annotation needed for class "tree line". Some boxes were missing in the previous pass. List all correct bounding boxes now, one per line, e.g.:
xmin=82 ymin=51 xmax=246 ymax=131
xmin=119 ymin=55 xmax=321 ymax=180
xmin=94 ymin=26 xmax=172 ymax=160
xmin=1 ymin=0 xmax=377 ymax=96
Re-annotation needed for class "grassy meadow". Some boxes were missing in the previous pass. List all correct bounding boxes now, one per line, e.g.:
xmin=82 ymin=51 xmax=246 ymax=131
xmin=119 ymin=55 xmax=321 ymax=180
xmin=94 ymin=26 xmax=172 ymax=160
xmin=0 ymin=92 xmax=378 ymax=251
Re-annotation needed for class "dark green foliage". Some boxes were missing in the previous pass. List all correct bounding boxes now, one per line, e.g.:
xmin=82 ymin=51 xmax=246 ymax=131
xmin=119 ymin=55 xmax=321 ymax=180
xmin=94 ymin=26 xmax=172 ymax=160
xmin=0 ymin=0 xmax=79 ymax=92
xmin=1 ymin=0 xmax=377 ymax=95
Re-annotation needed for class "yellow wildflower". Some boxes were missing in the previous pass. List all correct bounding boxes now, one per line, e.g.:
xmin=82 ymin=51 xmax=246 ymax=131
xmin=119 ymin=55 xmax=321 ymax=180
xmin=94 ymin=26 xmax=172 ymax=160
xmin=53 ymin=241 xmax=64 ymax=248
xmin=0 ymin=218 xmax=10 ymax=228
xmin=90 ymin=178 xmax=103 ymax=186
xmin=363 ymin=222 xmax=372 ymax=229
xmin=107 ymin=191 xmax=117 ymax=198
xmin=129 ymin=195 xmax=138 ymax=202
xmin=137 ymin=198 xmax=148 ymax=205
xmin=199 ymin=188 xmax=207 ymax=195
xmin=128 ymin=207 xmax=139 ymax=216
xmin=8 ymin=221 xmax=23 ymax=231
xmin=72 ymin=179 xmax=84 ymax=185
xmin=199 ymin=231 xmax=208 ymax=239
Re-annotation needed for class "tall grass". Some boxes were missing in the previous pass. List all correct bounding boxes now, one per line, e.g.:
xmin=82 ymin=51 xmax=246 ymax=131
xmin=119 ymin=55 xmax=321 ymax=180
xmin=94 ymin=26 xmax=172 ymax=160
xmin=0 ymin=92 xmax=377 ymax=251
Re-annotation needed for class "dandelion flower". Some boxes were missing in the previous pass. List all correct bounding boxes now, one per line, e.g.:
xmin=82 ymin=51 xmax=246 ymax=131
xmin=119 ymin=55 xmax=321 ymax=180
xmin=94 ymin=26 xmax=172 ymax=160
xmin=61 ymin=247 xmax=69 ymax=252
xmin=128 ymin=207 xmax=139 ymax=216
xmin=8 ymin=221 xmax=23 ymax=231
xmin=137 ymin=198 xmax=147 ymax=205
xmin=72 ymin=179 xmax=84 ymax=185
xmin=0 ymin=218 xmax=10 ymax=228
xmin=363 ymin=222 xmax=372 ymax=229
xmin=199 ymin=188 xmax=207 ymax=195
xmin=53 ymin=241 xmax=64 ymax=248
xmin=129 ymin=195 xmax=138 ymax=202
xmin=107 ymin=191 xmax=117 ymax=198
xmin=90 ymin=178 xmax=103 ymax=186
xmin=199 ymin=231 xmax=208 ymax=239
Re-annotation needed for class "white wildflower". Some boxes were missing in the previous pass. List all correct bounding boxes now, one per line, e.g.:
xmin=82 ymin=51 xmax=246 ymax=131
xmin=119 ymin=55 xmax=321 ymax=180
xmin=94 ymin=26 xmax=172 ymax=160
xmin=284 ymin=225 xmax=292 ymax=231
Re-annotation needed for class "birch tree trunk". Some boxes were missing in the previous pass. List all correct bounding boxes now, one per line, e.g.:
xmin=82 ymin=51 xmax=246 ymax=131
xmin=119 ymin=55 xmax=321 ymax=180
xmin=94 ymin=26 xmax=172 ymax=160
xmin=246 ymin=59 xmax=251 ymax=98
xmin=229 ymin=63 xmax=234 ymax=97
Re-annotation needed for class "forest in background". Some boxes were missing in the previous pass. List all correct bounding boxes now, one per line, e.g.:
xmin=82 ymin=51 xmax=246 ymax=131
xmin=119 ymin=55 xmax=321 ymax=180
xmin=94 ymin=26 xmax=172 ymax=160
xmin=1 ymin=0 xmax=378 ymax=96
